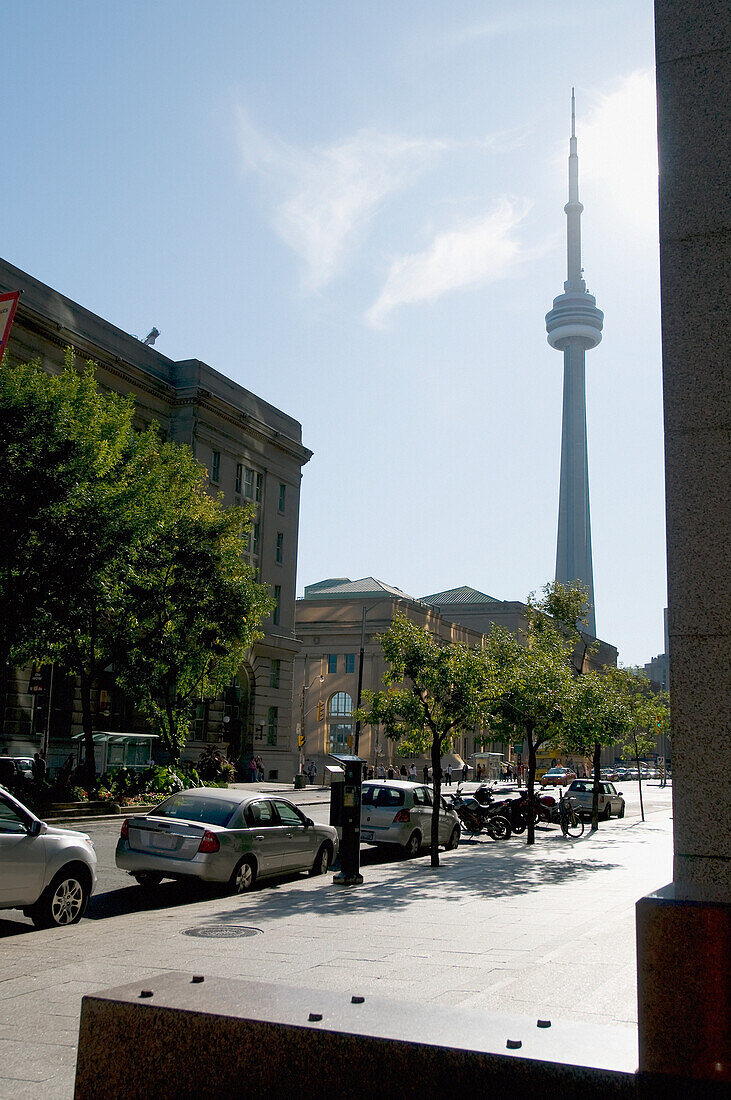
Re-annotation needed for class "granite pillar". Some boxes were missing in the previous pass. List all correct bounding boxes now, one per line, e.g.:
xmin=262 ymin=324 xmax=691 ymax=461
xmin=636 ymin=1 xmax=731 ymax=1084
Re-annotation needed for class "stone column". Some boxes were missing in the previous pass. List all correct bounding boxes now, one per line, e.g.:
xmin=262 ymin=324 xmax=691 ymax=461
xmin=636 ymin=1 xmax=730 ymax=1084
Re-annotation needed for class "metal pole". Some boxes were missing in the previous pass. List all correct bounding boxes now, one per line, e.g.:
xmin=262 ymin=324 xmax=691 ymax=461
xmin=353 ymin=605 xmax=366 ymax=754
xmin=300 ymin=683 xmax=306 ymax=775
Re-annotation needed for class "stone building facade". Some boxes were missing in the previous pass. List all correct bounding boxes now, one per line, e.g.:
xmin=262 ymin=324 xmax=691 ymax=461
xmin=294 ymin=577 xmax=619 ymax=778
xmin=0 ymin=256 xmax=311 ymax=780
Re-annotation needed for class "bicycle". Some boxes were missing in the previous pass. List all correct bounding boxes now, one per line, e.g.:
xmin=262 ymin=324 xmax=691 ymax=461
xmin=558 ymin=789 xmax=585 ymax=838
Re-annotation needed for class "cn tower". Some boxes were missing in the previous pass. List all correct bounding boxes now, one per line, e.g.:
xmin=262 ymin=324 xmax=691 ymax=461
xmin=545 ymin=90 xmax=603 ymax=637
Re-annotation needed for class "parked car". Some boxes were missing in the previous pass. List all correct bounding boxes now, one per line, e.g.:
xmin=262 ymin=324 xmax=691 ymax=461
xmin=116 ymin=788 xmax=338 ymax=893
xmin=566 ymin=780 xmax=625 ymax=820
xmin=0 ymin=785 xmax=97 ymax=927
xmin=360 ymin=780 xmax=461 ymax=857
xmin=0 ymin=756 xmax=30 ymax=784
xmin=539 ymin=767 xmax=577 ymax=787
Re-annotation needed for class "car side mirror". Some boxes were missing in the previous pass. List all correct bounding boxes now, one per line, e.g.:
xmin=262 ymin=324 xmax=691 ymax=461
xmin=618 ymin=791 xmax=623 ymax=796
xmin=27 ymin=819 xmax=44 ymax=837
xmin=304 ymin=817 xmax=314 ymax=827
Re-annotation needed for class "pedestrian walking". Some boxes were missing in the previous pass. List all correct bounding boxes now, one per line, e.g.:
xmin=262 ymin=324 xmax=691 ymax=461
xmin=462 ymin=763 xmax=468 ymax=782
xmin=308 ymin=760 xmax=316 ymax=785
xmin=423 ymin=764 xmax=429 ymax=784
xmin=387 ymin=765 xmax=395 ymax=780
xmin=248 ymin=756 xmax=257 ymax=782
xmin=399 ymin=764 xmax=407 ymax=778
xmin=445 ymin=764 xmax=452 ymax=786
xmin=409 ymin=763 xmax=417 ymax=782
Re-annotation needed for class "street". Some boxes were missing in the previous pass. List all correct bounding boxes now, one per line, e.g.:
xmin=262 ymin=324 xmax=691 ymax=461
xmin=0 ymin=781 xmax=673 ymax=1099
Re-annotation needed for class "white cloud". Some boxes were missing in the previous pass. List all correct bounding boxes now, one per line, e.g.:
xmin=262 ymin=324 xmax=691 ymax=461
xmin=578 ymin=71 xmax=658 ymax=231
xmin=237 ymin=111 xmax=444 ymax=291
xmin=366 ymin=198 xmax=530 ymax=328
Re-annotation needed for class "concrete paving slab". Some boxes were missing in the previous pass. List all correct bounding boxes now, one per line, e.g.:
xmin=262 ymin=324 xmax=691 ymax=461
xmin=0 ymin=793 xmax=673 ymax=1099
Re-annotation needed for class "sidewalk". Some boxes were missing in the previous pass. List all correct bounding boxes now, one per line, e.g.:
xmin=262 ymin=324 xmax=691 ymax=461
xmin=0 ymin=805 xmax=673 ymax=1099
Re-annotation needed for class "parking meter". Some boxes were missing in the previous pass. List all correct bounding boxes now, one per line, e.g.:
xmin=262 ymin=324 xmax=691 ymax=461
xmin=329 ymin=754 xmax=365 ymax=886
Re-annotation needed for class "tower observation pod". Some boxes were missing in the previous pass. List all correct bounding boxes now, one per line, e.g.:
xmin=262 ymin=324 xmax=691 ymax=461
xmin=545 ymin=89 xmax=603 ymax=637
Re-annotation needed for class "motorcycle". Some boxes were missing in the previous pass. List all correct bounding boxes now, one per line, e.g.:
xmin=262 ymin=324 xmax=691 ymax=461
xmin=475 ymin=783 xmax=555 ymax=830
xmin=447 ymin=787 xmax=511 ymax=840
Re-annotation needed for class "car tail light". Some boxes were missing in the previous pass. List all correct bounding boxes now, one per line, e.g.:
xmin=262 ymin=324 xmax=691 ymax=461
xmin=198 ymin=830 xmax=220 ymax=853
xmin=393 ymin=810 xmax=411 ymax=823
xmin=120 ymin=818 xmax=129 ymax=839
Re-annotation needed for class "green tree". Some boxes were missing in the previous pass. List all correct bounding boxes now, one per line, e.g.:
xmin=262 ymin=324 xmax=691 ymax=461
xmin=2 ymin=354 xmax=137 ymax=779
xmin=358 ymin=613 xmax=497 ymax=867
xmin=562 ymin=670 xmax=627 ymax=830
xmin=114 ymin=432 xmax=274 ymax=758
xmin=602 ymin=667 xmax=670 ymax=821
xmin=485 ymin=618 xmax=575 ymax=844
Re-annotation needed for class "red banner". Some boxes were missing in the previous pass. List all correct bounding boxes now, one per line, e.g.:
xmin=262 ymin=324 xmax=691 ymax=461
xmin=0 ymin=290 xmax=20 ymax=360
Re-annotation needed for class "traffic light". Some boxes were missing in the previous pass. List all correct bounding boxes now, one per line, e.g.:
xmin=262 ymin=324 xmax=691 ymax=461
xmin=317 ymin=701 xmax=325 ymax=722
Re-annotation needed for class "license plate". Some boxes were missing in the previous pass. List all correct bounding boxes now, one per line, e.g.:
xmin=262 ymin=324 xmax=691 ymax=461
xmin=151 ymin=832 xmax=176 ymax=850
xmin=361 ymin=830 xmax=374 ymax=840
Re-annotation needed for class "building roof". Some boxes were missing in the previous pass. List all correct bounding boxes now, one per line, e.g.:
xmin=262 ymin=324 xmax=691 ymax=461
xmin=302 ymin=577 xmax=414 ymax=601
xmin=420 ymin=586 xmax=501 ymax=606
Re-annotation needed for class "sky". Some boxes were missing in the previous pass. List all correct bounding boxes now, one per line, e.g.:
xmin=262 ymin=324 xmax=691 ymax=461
xmin=3 ymin=1 xmax=665 ymax=665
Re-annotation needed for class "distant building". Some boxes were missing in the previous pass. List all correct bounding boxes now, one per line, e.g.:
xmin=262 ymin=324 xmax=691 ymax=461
xmin=0 ymin=256 xmax=312 ymax=780
xmin=643 ymin=609 xmax=670 ymax=691
xmin=294 ymin=577 xmax=618 ymax=777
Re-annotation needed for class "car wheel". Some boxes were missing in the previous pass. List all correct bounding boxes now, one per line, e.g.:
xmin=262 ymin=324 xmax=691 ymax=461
xmin=618 ymin=802 xmax=625 ymax=818
xmin=133 ymin=872 xmax=163 ymax=889
xmin=445 ymin=827 xmax=460 ymax=851
xmin=230 ymin=857 xmax=256 ymax=894
xmin=402 ymin=831 xmax=422 ymax=859
xmin=601 ymin=804 xmax=612 ymax=821
xmin=31 ymin=866 xmax=90 ymax=929
xmin=309 ymin=843 xmax=331 ymax=877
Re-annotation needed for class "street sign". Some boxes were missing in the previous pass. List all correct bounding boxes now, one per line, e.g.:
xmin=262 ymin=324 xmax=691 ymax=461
xmin=0 ymin=291 xmax=20 ymax=360
xmin=298 ymin=735 xmax=305 ymax=748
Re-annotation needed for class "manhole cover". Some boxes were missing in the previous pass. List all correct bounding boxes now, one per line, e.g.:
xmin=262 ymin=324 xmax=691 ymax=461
xmin=182 ymin=925 xmax=263 ymax=939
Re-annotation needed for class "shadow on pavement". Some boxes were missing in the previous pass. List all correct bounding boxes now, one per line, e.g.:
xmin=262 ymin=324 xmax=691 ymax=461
xmin=2 ymin=822 xmax=650 ymax=934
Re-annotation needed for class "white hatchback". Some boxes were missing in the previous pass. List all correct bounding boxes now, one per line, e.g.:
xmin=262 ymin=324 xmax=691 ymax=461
xmin=567 ymin=780 xmax=626 ymax=820
xmin=0 ymin=786 xmax=97 ymax=927
xmin=360 ymin=781 xmax=461 ymax=858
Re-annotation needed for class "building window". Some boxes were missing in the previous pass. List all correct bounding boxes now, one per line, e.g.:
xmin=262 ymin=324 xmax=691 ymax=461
xmin=329 ymin=692 xmax=353 ymax=717
xmin=275 ymin=532 xmax=284 ymax=564
xmin=255 ymin=472 xmax=263 ymax=502
xmin=273 ymin=584 xmax=281 ymax=626
xmin=345 ymin=653 xmax=355 ymax=674
xmin=327 ymin=654 xmax=337 ymax=675
xmin=253 ymin=522 xmax=260 ymax=556
xmin=270 ymin=659 xmax=281 ymax=689
xmin=328 ymin=723 xmax=352 ymax=752
xmin=244 ymin=467 xmax=255 ymax=498
xmin=235 ymin=463 xmax=243 ymax=495
xmin=267 ymin=706 xmax=278 ymax=745
xmin=278 ymin=483 xmax=286 ymax=512
xmin=210 ymin=451 xmax=221 ymax=483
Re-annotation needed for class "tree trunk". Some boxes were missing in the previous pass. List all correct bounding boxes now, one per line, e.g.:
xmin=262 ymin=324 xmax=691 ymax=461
xmin=526 ymin=727 xmax=537 ymax=845
xmin=590 ymin=739 xmax=602 ymax=831
xmin=634 ymin=732 xmax=645 ymax=822
xmin=430 ymin=737 xmax=442 ymax=867
xmin=162 ymin=684 xmax=180 ymax=763
xmin=79 ymin=669 xmax=96 ymax=788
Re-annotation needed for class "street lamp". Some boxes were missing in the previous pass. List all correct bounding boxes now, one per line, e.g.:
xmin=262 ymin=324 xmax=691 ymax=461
xmin=300 ymin=672 xmax=324 ymax=776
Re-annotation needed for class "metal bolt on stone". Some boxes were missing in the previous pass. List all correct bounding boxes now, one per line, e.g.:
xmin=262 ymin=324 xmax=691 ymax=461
xmin=308 ymin=1012 xmax=323 ymax=1022
xmin=191 ymin=975 xmax=205 ymax=983
xmin=351 ymin=995 xmax=365 ymax=1004
xmin=139 ymin=990 xmax=153 ymax=998
xmin=537 ymin=1019 xmax=551 ymax=1028
xmin=506 ymin=1039 xmax=522 ymax=1049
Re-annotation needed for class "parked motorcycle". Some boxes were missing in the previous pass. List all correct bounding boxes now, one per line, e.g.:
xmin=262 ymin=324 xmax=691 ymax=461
xmin=474 ymin=784 xmax=553 ymax=834
xmin=447 ymin=787 xmax=512 ymax=840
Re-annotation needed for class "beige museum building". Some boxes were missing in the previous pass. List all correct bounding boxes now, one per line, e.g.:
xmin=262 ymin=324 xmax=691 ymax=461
xmin=293 ymin=577 xmax=618 ymax=778
xmin=0 ymin=256 xmax=312 ymax=780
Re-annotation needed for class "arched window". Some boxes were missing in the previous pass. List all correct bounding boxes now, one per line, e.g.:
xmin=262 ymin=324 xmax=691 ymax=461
xmin=328 ymin=692 xmax=353 ymax=752
xmin=328 ymin=692 xmax=353 ymax=717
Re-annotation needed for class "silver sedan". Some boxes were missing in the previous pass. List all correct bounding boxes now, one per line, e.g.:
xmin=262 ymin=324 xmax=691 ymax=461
xmin=115 ymin=788 xmax=339 ymax=893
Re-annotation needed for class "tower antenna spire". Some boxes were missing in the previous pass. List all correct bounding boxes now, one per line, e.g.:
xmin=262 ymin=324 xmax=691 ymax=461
xmin=545 ymin=91 xmax=603 ymax=638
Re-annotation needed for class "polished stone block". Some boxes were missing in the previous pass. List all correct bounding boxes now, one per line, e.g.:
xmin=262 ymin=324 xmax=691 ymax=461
xmin=637 ymin=886 xmax=730 ymax=1081
xmin=74 ymin=972 xmax=639 ymax=1100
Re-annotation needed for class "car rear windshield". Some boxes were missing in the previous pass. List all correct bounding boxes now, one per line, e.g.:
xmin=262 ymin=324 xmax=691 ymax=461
xmin=361 ymin=785 xmax=405 ymax=808
xmin=569 ymin=781 xmax=590 ymax=791
xmin=152 ymin=794 xmax=239 ymax=827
